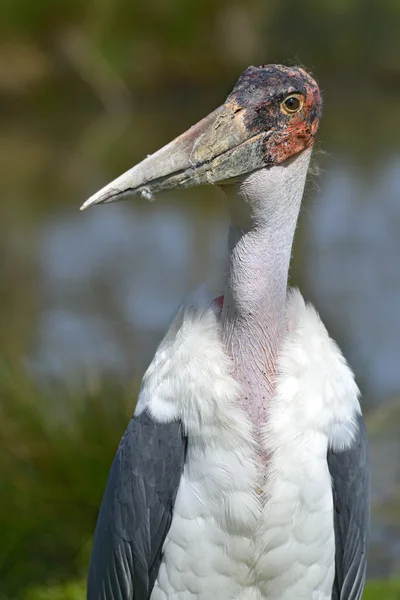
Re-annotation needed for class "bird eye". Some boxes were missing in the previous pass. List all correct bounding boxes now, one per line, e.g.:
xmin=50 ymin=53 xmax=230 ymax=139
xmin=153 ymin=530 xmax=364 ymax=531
xmin=281 ymin=94 xmax=303 ymax=114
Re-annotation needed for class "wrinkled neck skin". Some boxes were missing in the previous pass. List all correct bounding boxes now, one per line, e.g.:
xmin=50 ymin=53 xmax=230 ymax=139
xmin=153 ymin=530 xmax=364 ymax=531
xmin=220 ymin=149 xmax=312 ymax=443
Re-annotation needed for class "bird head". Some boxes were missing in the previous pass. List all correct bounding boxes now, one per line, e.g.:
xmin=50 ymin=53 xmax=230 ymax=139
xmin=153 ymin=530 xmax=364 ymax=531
xmin=81 ymin=65 xmax=322 ymax=210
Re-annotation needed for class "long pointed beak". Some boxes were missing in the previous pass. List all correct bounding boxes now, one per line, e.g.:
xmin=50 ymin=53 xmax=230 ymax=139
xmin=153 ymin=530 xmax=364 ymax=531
xmin=81 ymin=103 xmax=271 ymax=210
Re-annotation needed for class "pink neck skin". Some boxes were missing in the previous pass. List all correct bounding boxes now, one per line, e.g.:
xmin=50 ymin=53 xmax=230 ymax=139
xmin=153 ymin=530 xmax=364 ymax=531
xmin=220 ymin=149 xmax=312 ymax=443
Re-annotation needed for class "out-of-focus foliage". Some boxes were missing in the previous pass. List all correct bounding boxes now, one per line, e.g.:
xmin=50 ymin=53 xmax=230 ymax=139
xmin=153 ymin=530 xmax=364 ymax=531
xmin=0 ymin=363 xmax=137 ymax=598
xmin=1 ymin=0 xmax=399 ymax=98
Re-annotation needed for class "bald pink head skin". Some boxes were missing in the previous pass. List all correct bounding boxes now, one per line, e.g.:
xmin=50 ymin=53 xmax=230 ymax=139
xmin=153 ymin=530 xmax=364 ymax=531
xmin=223 ymin=64 xmax=322 ymax=166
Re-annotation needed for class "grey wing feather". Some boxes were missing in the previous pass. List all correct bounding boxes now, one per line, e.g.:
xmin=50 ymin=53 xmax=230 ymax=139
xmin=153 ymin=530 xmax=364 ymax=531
xmin=87 ymin=410 xmax=187 ymax=600
xmin=328 ymin=413 xmax=370 ymax=600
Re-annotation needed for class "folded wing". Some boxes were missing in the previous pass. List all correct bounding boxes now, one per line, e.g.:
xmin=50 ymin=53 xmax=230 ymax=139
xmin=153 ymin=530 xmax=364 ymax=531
xmin=87 ymin=410 xmax=187 ymax=600
xmin=328 ymin=413 xmax=370 ymax=600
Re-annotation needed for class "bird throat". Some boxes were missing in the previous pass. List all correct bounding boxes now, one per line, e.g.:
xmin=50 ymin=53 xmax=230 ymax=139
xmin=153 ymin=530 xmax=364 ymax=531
xmin=220 ymin=150 xmax=311 ymax=455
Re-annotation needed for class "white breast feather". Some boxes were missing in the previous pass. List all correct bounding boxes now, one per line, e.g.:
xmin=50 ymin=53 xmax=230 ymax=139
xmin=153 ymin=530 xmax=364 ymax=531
xmin=135 ymin=290 xmax=361 ymax=600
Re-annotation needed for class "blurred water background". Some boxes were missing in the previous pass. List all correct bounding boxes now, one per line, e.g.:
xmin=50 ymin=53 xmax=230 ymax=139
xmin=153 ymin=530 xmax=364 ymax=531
xmin=1 ymin=1 xmax=399 ymax=598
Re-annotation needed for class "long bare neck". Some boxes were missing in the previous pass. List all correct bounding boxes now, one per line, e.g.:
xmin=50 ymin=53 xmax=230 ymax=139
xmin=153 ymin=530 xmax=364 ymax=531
xmin=221 ymin=150 xmax=311 ymax=432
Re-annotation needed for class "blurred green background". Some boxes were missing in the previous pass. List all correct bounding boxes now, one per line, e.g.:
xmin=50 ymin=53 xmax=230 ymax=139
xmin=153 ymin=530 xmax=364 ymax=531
xmin=1 ymin=0 xmax=400 ymax=598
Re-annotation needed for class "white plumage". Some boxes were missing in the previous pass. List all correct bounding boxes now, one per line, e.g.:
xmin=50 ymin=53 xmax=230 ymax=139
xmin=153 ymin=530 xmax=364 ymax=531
xmin=136 ymin=290 xmax=360 ymax=600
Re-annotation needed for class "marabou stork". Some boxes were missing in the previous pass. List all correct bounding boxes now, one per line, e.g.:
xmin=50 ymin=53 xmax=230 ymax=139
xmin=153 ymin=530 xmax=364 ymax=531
xmin=82 ymin=65 xmax=370 ymax=600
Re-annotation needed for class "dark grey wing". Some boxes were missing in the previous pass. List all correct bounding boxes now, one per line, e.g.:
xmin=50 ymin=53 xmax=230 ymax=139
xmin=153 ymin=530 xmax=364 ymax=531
xmin=87 ymin=410 xmax=187 ymax=600
xmin=328 ymin=413 xmax=370 ymax=600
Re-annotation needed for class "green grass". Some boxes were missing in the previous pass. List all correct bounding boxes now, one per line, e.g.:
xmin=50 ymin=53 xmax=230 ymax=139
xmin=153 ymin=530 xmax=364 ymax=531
xmin=363 ymin=581 xmax=400 ymax=600
xmin=24 ymin=581 xmax=86 ymax=600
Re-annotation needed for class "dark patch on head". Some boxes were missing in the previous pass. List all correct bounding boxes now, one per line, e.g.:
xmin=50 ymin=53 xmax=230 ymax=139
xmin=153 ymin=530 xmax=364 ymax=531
xmin=226 ymin=65 xmax=322 ymax=165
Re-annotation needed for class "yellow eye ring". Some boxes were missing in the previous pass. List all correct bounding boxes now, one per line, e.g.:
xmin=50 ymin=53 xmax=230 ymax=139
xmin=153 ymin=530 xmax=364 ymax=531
xmin=281 ymin=94 xmax=304 ymax=115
